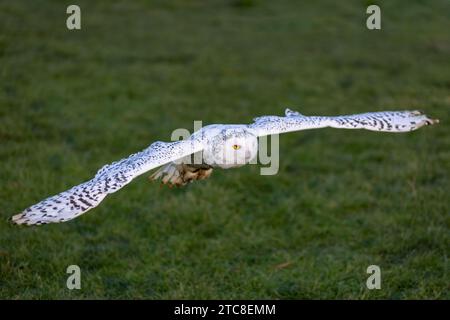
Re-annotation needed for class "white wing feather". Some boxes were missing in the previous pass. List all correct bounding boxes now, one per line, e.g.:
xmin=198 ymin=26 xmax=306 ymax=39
xmin=12 ymin=139 xmax=204 ymax=225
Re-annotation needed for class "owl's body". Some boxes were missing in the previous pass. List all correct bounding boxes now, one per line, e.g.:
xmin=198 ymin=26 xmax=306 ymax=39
xmin=12 ymin=108 xmax=438 ymax=225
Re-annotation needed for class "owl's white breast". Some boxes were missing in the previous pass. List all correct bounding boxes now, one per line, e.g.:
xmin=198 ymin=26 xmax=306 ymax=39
xmin=191 ymin=124 xmax=258 ymax=168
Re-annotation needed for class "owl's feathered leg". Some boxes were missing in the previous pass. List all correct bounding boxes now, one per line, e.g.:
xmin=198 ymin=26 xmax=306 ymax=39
xmin=149 ymin=163 xmax=213 ymax=187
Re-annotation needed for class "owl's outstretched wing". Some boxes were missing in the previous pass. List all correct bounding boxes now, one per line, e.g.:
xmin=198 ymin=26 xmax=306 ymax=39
xmin=250 ymin=109 xmax=439 ymax=137
xmin=12 ymin=139 xmax=204 ymax=225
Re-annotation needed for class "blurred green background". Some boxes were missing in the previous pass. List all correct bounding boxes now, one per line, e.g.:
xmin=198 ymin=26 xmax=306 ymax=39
xmin=0 ymin=0 xmax=449 ymax=299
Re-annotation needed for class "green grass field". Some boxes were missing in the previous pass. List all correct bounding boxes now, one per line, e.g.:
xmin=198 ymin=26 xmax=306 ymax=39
xmin=0 ymin=0 xmax=449 ymax=299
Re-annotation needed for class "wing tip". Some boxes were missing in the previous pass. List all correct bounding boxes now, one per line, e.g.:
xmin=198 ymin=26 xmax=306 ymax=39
xmin=425 ymin=116 xmax=440 ymax=126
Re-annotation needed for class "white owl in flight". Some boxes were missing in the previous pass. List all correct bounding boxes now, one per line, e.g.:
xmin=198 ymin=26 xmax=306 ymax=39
xmin=12 ymin=109 xmax=438 ymax=226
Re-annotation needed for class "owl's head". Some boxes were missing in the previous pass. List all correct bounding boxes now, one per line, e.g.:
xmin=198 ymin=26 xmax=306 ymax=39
xmin=207 ymin=128 xmax=258 ymax=169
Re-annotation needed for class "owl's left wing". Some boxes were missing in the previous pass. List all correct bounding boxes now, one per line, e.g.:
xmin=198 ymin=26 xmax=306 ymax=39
xmin=12 ymin=138 xmax=204 ymax=225
xmin=250 ymin=109 xmax=439 ymax=137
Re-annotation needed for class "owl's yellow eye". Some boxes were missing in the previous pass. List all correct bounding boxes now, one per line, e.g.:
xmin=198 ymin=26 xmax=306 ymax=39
xmin=232 ymin=144 xmax=241 ymax=150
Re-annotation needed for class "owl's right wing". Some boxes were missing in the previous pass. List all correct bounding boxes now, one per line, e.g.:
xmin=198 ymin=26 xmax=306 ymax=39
xmin=12 ymin=138 xmax=204 ymax=225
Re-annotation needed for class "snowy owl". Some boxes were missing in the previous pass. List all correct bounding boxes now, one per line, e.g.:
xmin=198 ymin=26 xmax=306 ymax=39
xmin=11 ymin=109 xmax=438 ymax=225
